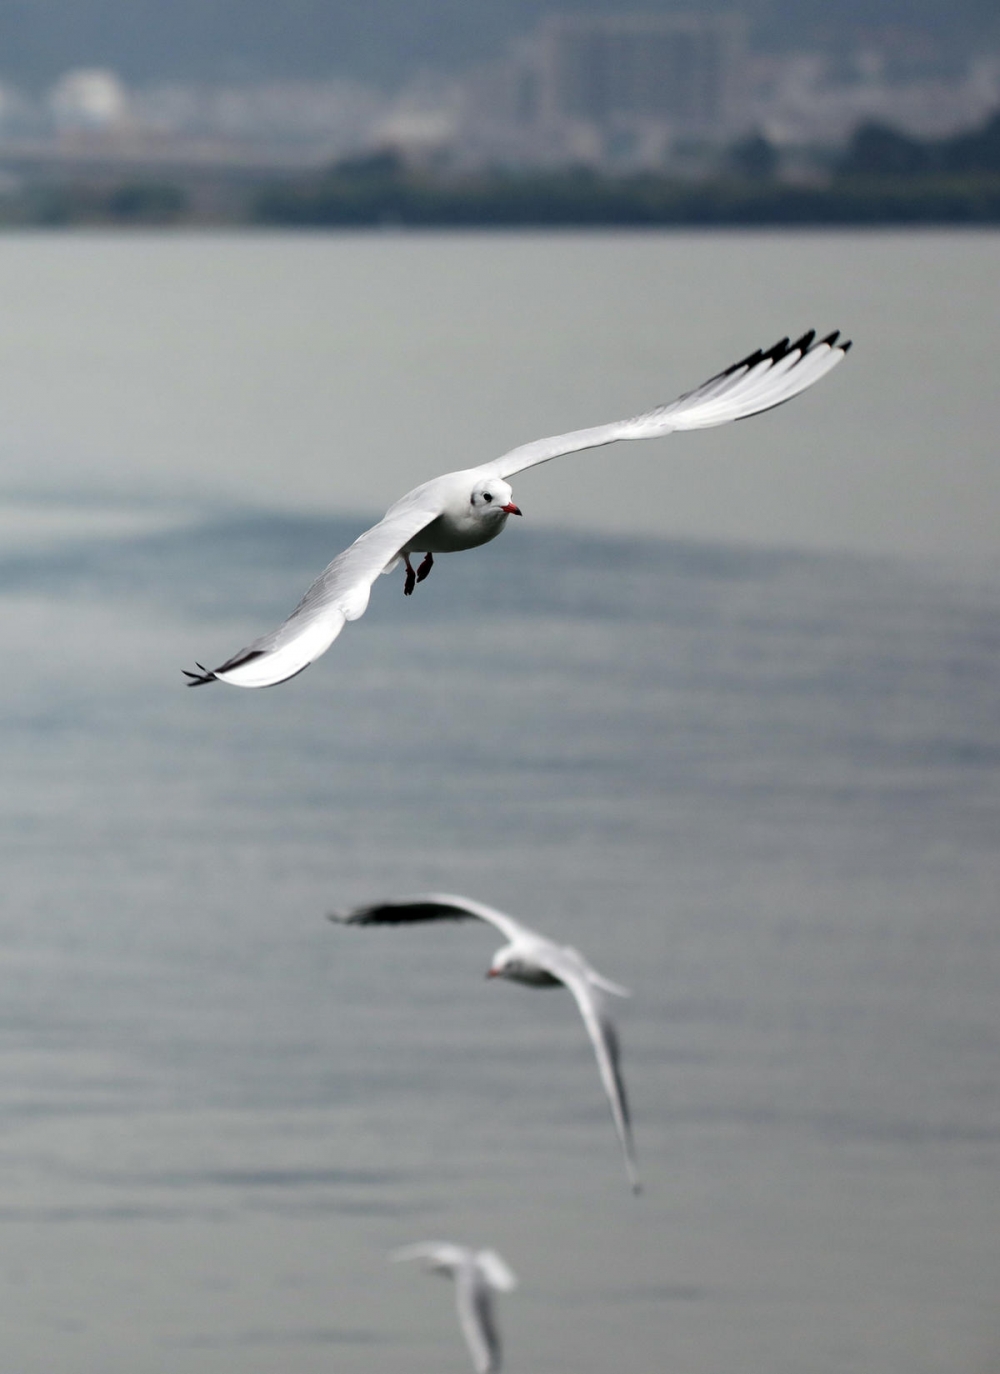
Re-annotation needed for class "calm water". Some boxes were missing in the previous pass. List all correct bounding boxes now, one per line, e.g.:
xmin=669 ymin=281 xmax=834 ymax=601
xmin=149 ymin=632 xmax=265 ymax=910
xmin=0 ymin=233 xmax=998 ymax=1374
xmin=0 ymin=229 xmax=997 ymax=563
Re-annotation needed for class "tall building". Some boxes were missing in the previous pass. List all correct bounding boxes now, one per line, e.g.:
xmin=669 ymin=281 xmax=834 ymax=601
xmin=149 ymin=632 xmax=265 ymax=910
xmin=537 ymin=13 xmax=746 ymax=134
xmin=458 ymin=12 xmax=748 ymax=169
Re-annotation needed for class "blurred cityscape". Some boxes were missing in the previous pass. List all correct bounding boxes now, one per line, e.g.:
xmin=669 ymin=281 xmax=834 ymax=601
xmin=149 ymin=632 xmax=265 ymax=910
xmin=0 ymin=9 xmax=997 ymax=222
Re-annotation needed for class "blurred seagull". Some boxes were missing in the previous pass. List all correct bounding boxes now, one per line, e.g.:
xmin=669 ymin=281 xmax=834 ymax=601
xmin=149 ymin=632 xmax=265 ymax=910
xmin=392 ymin=1241 xmax=517 ymax=1374
xmin=330 ymin=892 xmax=640 ymax=1193
xmin=185 ymin=329 xmax=851 ymax=688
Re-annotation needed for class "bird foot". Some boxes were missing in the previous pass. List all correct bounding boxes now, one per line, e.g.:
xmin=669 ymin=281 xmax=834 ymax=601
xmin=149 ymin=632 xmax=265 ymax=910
xmin=403 ymin=556 xmax=416 ymax=596
xmin=416 ymin=552 xmax=434 ymax=584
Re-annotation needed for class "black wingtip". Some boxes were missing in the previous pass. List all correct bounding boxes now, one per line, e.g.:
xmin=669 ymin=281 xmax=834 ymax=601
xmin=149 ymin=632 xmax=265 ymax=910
xmin=766 ymin=336 xmax=791 ymax=362
xmin=725 ymin=346 xmax=764 ymax=376
xmin=183 ymin=647 xmax=273 ymax=687
xmin=182 ymin=662 xmax=217 ymax=687
xmin=734 ymin=328 xmax=855 ymax=369
xmin=820 ymin=329 xmax=853 ymax=354
xmin=791 ymin=328 xmax=816 ymax=354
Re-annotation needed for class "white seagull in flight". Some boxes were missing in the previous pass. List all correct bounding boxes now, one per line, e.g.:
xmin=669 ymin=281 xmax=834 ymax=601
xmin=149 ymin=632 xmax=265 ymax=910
xmin=329 ymin=892 xmax=641 ymax=1193
xmin=186 ymin=329 xmax=850 ymax=688
xmin=392 ymin=1242 xmax=518 ymax=1374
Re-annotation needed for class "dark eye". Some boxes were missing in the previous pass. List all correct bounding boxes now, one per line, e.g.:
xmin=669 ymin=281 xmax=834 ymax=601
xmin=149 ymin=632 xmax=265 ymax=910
xmin=483 ymin=492 xmax=493 ymax=503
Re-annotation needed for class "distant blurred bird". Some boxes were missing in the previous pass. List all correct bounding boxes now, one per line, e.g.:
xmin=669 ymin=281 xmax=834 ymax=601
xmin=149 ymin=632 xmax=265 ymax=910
xmin=392 ymin=1241 xmax=517 ymax=1374
xmin=330 ymin=892 xmax=640 ymax=1193
xmin=185 ymin=330 xmax=850 ymax=688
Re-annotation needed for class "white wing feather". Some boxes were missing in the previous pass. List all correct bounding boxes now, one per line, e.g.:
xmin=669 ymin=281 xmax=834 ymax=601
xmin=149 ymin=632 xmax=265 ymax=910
xmin=185 ymin=485 xmax=445 ymax=689
xmin=328 ymin=892 xmax=531 ymax=944
xmin=479 ymin=330 xmax=850 ymax=481
xmin=475 ymin=1250 xmax=518 ymax=1294
xmin=392 ymin=1241 xmax=466 ymax=1270
xmin=555 ymin=960 xmax=640 ymax=1194
xmin=456 ymin=1263 xmax=503 ymax=1374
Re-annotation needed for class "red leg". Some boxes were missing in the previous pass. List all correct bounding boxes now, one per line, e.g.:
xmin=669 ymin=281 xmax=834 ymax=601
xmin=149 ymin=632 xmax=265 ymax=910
xmin=403 ymin=554 xmax=416 ymax=596
xmin=416 ymin=552 xmax=434 ymax=584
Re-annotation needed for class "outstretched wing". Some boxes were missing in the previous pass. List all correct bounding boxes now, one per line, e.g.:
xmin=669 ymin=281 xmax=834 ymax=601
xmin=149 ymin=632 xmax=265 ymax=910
xmin=479 ymin=330 xmax=850 ymax=482
xmin=328 ymin=892 xmax=530 ymax=944
xmin=393 ymin=1243 xmax=511 ymax=1374
xmin=457 ymin=1261 xmax=503 ymax=1374
xmin=556 ymin=961 xmax=640 ymax=1194
xmin=391 ymin=1241 xmax=466 ymax=1271
xmin=184 ymin=484 xmax=445 ymax=689
xmin=475 ymin=1250 xmax=518 ymax=1294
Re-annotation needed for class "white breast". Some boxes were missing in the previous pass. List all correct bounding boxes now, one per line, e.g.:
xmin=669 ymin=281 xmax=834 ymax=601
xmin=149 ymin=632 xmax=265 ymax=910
xmin=403 ymin=500 xmax=510 ymax=555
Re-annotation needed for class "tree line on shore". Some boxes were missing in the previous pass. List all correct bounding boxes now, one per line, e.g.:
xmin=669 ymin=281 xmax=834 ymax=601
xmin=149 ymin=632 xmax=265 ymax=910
xmin=4 ymin=110 xmax=1000 ymax=227
xmin=253 ymin=110 xmax=1000 ymax=227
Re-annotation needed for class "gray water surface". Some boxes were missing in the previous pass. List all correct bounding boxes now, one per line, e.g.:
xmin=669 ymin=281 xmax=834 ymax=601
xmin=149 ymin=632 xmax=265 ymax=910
xmin=0 ymin=508 xmax=997 ymax=1374
xmin=0 ymin=229 xmax=997 ymax=563
xmin=0 ymin=231 xmax=997 ymax=1374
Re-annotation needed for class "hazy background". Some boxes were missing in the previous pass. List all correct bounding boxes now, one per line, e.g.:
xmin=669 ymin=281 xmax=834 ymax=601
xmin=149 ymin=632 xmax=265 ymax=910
xmin=1 ymin=0 xmax=999 ymax=206
xmin=0 ymin=0 xmax=996 ymax=83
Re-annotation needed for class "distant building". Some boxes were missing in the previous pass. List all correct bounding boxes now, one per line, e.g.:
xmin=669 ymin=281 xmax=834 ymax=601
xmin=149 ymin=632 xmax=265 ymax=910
xmin=536 ymin=12 xmax=745 ymax=132
xmin=458 ymin=12 xmax=748 ymax=170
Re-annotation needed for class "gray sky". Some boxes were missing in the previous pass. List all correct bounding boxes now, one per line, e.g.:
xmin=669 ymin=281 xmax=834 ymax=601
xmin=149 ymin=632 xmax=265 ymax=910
xmin=0 ymin=0 xmax=995 ymax=84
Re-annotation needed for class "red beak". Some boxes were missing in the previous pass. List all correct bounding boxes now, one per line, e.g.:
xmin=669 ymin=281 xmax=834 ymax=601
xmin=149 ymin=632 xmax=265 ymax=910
xmin=486 ymin=968 xmax=499 ymax=978
xmin=501 ymin=503 xmax=522 ymax=516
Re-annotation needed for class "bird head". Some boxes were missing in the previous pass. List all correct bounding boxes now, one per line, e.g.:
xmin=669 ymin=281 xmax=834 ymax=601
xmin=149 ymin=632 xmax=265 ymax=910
xmin=470 ymin=478 xmax=521 ymax=518
xmin=485 ymin=946 xmax=517 ymax=981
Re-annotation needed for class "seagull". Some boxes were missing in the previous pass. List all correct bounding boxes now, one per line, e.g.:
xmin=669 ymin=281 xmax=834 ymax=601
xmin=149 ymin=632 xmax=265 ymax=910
xmin=184 ymin=329 xmax=850 ymax=688
xmin=392 ymin=1242 xmax=517 ymax=1374
xmin=329 ymin=892 xmax=640 ymax=1193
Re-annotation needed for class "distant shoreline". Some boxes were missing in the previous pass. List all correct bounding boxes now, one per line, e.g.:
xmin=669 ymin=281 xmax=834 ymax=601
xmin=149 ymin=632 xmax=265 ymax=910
xmin=257 ymin=179 xmax=1000 ymax=229
xmin=3 ymin=170 xmax=1000 ymax=229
